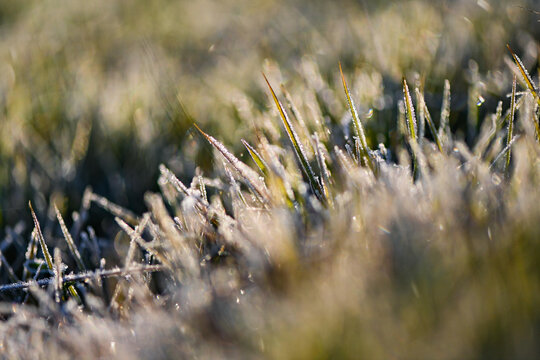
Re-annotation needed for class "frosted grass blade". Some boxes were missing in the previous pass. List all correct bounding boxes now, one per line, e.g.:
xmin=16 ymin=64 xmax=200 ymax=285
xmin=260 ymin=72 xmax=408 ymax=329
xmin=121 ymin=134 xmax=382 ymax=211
xmin=439 ymin=79 xmax=451 ymax=142
xmin=402 ymin=78 xmax=417 ymax=142
xmin=416 ymin=88 xmax=443 ymax=153
xmin=0 ymin=265 xmax=164 ymax=292
xmin=194 ymin=123 xmax=271 ymax=205
xmin=262 ymin=74 xmax=325 ymax=202
xmin=339 ymin=63 xmax=368 ymax=151
xmin=89 ymin=192 xmax=139 ymax=225
xmin=241 ymin=139 xmax=269 ymax=176
xmin=505 ymin=75 xmax=517 ymax=176
xmin=507 ymin=44 xmax=540 ymax=107
xmin=29 ymin=201 xmax=53 ymax=271
xmin=54 ymin=204 xmax=86 ymax=271
xmin=313 ymin=132 xmax=333 ymax=207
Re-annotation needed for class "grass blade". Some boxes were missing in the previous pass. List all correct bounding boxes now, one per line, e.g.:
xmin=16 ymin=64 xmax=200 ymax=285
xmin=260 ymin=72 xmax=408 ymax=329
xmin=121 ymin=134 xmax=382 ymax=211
xmin=402 ymin=78 xmax=417 ymax=142
xmin=241 ymin=139 xmax=269 ymax=176
xmin=313 ymin=132 xmax=333 ymax=207
xmin=115 ymin=216 xmax=171 ymax=270
xmin=338 ymin=63 xmax=372 ymax=166
xmin=403 ymin=78 xmax=419 ymax=177
xmin=53 ymin=248 xmax=63 ymax=303
xmin=262 ymin=73 xmax=325 ymax=201
xmin=89 ymin=192 xmax=139 ymax=225
xmin=0 ymin=265 xmax=164 ymax=293
xmin=416 ymin=88 xmax=443 ymax=153
xmin=54 ymin=203 xmax=86 ymax=271
xmin=507 ymin=44 xmax=540 ymax=107
xmin=0 ymin=249 xmax=20 ymax=283
xmin=194 ymin=123 xmax=271 ymax=205
xmin=439 ymin=79 xmax=451 ymax=144
xmin=505 ymin=75 xmax=517 ymax=177
xmin=159 ymin=164 xmax=191 ymax=197
xmin=28 ymin=201 xmax=53 ymax=271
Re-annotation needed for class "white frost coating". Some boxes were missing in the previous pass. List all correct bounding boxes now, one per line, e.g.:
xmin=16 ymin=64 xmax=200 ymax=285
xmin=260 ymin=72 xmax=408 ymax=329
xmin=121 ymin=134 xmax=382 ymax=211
xmin=196 ymin=127 xmax=271 ymax=204
xmin=402 ymin=79 xmax=417 ymax=141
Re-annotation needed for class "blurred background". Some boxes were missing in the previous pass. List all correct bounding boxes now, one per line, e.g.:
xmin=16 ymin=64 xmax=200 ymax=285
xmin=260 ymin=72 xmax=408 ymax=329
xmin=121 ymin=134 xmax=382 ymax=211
xmin=0 ymin=0 xmax=537 ymax=238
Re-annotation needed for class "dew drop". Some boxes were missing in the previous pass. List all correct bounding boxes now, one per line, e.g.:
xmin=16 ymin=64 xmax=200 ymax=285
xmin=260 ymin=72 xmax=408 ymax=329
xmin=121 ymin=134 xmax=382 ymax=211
xmin=476 ymin=96 xmax=485 ymax=106
xmin=365 ymin=108 xmax=374 ymax=119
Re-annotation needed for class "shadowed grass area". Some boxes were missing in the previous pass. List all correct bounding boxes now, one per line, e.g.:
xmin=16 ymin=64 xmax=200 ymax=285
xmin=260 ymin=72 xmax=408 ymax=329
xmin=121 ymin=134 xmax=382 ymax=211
xmin=0 ymin=0 xmax=539 ymax=359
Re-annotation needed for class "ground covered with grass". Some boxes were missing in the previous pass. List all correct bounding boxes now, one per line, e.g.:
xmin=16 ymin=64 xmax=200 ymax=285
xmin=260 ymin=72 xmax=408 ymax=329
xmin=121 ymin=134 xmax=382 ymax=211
xmin=0 ymin=0 xmax=539 ymax=359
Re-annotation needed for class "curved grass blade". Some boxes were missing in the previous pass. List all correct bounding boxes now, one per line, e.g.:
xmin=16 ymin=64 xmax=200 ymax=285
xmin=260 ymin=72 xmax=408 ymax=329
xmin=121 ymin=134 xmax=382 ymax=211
xmin=505 ymin=74 xmax=517 ymax=177
xmin=262 ymin=73 xmax=325 ymax=202
xmin=194 ymin=123 xmax=271 ymax=205
xmin=507 ymin=44 xmax=540 ymax=107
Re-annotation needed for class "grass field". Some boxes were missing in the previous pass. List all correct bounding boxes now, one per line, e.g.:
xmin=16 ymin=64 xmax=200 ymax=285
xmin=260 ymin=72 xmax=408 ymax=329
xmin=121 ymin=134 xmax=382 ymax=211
xmin=0 ymin=0 xmax=539 ymax=358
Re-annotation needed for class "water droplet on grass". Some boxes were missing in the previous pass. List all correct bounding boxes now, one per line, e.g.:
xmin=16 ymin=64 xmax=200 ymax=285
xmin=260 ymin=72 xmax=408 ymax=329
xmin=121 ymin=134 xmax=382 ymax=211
xmin=476 ymin=96 xmax=485 ymax=106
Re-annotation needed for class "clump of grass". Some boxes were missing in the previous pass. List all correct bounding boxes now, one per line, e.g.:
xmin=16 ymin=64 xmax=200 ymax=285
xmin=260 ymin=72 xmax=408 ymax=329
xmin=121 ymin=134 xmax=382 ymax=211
xmin=0 ymin=6 xmax=539 ymax=359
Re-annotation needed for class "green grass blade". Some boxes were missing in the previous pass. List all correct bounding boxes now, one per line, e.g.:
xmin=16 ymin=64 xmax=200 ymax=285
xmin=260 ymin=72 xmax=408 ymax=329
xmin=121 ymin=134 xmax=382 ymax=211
xmin=415 ymin=82 xmax=425 ymax=145
xmin=402 ymin=78 xmax=417 ymax=142
xmin=505 ymin=74 xmax=517 ymax=177
xmin=403 ymin=78 xmax=419 ymax=177
xmin=338 ymin=63 xmax=370 ymax=159
xmin=54 ymin=204 xmax=86 ymax=271
xmin=29 ymin=201 xmax=53 ymax=271
xmin=507 ymin=44 xmax=540 ymax=107
xmin=241 ymin=139 xmax=269 ymax=176
xmin=262 ymin=73 xmax=325 ymax=202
